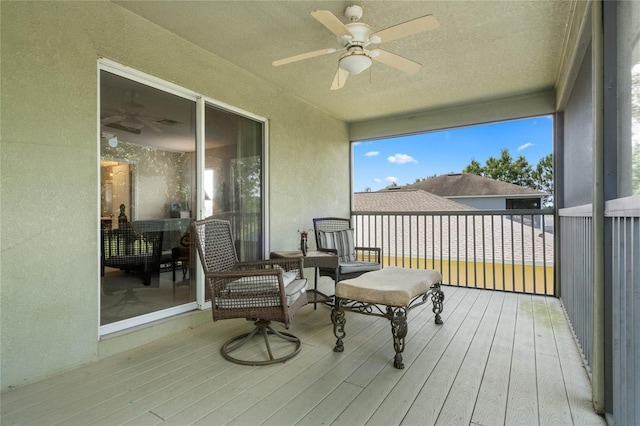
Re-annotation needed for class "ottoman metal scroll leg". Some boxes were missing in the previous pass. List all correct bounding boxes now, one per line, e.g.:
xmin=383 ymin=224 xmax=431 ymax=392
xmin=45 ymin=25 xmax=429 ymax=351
xmin=431 ymin=282 xmax=445 ymax=325
xmin=331 ymin=297 xmax=346 ymax=353
xmin=390 ymin=307 xmax=408 ymax=369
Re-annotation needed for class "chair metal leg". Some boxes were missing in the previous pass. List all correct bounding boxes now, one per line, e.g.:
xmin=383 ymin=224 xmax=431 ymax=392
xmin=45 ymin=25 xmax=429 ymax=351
xmin=390 ymin=307 xmax=408 ymax=369
xmin=331 ymin=297 xmax=346 ymax=353
xmin=220 ymin=320 xmax=301 ymax=366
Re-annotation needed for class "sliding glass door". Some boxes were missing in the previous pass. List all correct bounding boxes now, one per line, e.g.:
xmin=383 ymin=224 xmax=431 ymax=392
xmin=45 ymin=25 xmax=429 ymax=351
xmin=99 ymin=62 xmax=266 ymax=333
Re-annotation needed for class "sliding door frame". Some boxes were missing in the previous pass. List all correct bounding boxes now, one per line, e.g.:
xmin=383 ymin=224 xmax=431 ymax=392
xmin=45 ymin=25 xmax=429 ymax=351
xmin=98 ymin=58 xmax=268 ymax=335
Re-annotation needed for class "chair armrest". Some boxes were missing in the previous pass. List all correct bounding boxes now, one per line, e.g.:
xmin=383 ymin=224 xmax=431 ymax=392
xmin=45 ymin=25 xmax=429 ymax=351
xmin=205 ymin=258 xmax=305 ymax=295
xmin=235 ymin=257 xmax=305 ymax=278
xmin=317 ymin=248 xmax=338 ymax=255
xmin=207 ymin=268 xmax=280 ymax=279
xmin=205 ymin=268 xmax=286 ymax=300
xmin=354 ymin=246 xmax=382 ymax=264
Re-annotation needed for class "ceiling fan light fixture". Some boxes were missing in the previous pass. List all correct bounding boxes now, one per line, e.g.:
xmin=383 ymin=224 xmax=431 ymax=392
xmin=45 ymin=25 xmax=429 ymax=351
xmin=101 ymin=131 xmax=118 ymax=147
xmin=338 ymin=50 xmax=372 ymax=74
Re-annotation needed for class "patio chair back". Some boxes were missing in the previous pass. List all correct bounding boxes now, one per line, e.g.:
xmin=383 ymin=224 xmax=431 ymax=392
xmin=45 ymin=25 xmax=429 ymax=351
xmin=192 ymin=218 xmax=238 ymax=274
xmin=313 ymin=216 xmax=381 ymax=282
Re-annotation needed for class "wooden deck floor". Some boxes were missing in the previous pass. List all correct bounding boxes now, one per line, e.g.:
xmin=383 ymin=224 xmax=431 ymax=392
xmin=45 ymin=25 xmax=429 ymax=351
xmin=1 ymin=286 xmax=606 ymax=425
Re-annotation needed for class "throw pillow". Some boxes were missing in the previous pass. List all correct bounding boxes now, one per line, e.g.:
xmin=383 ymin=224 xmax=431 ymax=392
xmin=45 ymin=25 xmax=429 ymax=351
xmin=318 ymin=229 xmax=356 ymax=262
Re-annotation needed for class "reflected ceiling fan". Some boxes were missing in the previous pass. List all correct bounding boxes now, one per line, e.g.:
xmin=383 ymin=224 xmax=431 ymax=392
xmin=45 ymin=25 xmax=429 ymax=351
xmin=272 ymin=5 xmax=439 ymax=90
xmin=101 ymin=92 xmax=180 ymax=134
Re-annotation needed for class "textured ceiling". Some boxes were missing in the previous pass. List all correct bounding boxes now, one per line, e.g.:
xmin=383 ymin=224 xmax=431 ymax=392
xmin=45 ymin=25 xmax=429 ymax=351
xmin=114 ymin=0 xmax=574 ymax=123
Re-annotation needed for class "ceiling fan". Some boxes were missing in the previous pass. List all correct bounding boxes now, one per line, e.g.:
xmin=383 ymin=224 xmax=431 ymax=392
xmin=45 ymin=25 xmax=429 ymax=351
xmin=272 ymin=5 xmax=439 ymax=90
xmin=101 ymin=93 xmax=180 ymax=134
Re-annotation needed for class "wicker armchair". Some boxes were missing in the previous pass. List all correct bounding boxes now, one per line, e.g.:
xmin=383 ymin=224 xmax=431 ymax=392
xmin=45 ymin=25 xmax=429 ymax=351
xmin=192 ymin=218 xmax=308 ymax=365
xmin=313 ymin=217 xmax=381 ymax=283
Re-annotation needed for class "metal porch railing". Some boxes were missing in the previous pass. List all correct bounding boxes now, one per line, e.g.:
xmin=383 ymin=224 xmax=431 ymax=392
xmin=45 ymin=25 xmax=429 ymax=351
xmin=352 ymin=209 xmax=555 ymax=295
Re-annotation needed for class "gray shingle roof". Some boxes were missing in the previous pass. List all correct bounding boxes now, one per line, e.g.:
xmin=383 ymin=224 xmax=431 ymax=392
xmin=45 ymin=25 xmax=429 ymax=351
xmin=354 ymin=189 xmax=476 ymax=212
xmin=401 ymin=173 xmax=545 ymax=197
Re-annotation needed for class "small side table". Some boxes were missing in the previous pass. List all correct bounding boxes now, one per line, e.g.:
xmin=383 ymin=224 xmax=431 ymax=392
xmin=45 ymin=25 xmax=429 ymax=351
xmin=270 ymin=250 xmax=338 ymax=308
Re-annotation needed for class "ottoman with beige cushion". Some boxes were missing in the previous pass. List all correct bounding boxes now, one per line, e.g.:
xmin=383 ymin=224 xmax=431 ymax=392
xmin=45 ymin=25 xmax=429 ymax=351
xmin=331 ymin=267 xmax=444 ymax=369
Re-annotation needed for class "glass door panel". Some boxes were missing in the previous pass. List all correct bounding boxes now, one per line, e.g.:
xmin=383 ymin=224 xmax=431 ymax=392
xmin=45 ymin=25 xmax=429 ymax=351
xmin=204 ymin=104 xmax=264 ymax=261
xmin=100 ymin=70 xmax=197 ymax=326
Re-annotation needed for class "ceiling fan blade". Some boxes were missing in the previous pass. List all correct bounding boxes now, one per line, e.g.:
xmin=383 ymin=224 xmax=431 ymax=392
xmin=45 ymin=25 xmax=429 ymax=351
xmin=330 ymin=68 xmax=349 ymax=90
xmin=138 ymin=118 xmax=164 ymax=133
xmin=371 ymin=49 xmax=422 ymax=75
xmin=101 ymin=115 xmax=126 ymax=125
xmin=311 ymin=10 xmax=353 ymax=39
xmin=272 ymin=47 xmax=338 ymax=66
xmin=104 ymin=122 xmax=141 ymax=135
xmin=371 ymin=15 xmax=439 ymax=44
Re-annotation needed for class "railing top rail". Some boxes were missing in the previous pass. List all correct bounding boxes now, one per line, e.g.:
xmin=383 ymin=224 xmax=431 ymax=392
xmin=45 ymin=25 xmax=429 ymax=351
xmin=352 ymin=209 xmax=555 ymax=217
xmin=605 ymin=195 xmax=640 ymax=217
xmin=558 ymin=204 xmax=592 ymax=217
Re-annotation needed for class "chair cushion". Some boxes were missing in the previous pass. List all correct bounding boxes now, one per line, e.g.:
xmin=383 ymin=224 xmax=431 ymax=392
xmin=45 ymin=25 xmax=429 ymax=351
xmin=318 ymin=229 xmax=356 ymax=262
xmin=336 ymin=267 xmax=443 ymax=306
xmin=284 ymin=278 xmax=307 ymax=305
xmin=339 ymin=261 xmax=381 ymax=276
xmin=218 ymin=272 xmax=306 ymax=308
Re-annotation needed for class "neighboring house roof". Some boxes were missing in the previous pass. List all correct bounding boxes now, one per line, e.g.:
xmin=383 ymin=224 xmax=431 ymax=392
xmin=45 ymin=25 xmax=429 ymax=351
xmin=353 ymin=189 xmax=553 ymax=264
xmin=401 ymin=173 xmax=545 ymax=197
xmin=354 ymin=189 xmax=476 ymax=212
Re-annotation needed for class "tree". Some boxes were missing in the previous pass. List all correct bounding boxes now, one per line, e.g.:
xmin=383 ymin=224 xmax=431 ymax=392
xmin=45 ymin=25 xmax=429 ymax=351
xmin=463 ymin=159 xmax=483 ymax=175
xmin=478 ymin=149 xmax=535 ymax=187
xmin=632 ymin=149 xmax=640 ymax=195
xmin=233 ymin=155 xmax=261 ymax=213
xmin=532 ymin=154 xmax=554 ymax=207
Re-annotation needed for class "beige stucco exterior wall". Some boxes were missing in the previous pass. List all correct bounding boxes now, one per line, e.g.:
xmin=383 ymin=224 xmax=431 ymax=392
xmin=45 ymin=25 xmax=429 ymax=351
xmin=0 ymin=1 xmax=349 ymax=391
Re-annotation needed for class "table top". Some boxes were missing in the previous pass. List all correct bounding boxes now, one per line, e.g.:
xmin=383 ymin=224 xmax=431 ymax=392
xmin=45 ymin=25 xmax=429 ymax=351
xmin=270 ymin=250 xmax=338 ymax=269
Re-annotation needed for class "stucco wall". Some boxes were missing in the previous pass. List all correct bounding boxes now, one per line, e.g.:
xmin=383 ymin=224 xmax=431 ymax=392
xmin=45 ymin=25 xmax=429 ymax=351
xmin=0 ymin=1 xmax=349 ymax=391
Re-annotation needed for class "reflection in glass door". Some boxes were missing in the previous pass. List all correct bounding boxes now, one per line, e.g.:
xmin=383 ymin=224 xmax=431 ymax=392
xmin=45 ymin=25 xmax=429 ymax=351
xmin=204 ymin=104 xmax=264 ymax=262
xmin=99 ymin=69 xmax=197 ymax=327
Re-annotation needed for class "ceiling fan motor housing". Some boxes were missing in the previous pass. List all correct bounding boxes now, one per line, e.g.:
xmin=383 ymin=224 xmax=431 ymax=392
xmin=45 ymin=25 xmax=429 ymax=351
xmin=342 ymin=22 xmax=373 ymax=44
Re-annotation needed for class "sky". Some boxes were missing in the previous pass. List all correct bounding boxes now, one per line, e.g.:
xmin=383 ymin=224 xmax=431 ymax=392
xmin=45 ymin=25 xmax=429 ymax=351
xmin=352 ymin=115 xmax=553 ymax=192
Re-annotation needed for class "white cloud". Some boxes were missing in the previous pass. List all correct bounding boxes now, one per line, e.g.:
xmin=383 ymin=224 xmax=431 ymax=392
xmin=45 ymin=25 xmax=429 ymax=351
xmin=365 ymin=151 xmax=379 ymax=157
xmin=385 ymin=176 xmax=398 ymax=183
xmin=387 ymin=153 xmax=417 ymax=164
xmin=374 ymin=178 xmax=382 ymax=183
xmin=518 ymin=142 xmax=534 ymax=151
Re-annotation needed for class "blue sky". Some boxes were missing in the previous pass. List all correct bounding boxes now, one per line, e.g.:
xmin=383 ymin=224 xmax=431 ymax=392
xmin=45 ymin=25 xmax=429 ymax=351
xmin=352 ymin=115 xmax=553 ymax=192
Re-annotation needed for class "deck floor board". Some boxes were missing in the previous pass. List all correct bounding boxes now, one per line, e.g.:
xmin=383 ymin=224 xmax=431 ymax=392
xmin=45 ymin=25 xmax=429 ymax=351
xmin=1 ymin=285 xmax=605 ymax=426
xmin=434 ymin=290 xmax=505 ymax=425
xmin=470 ymin=292 xmax=518 ymax=425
